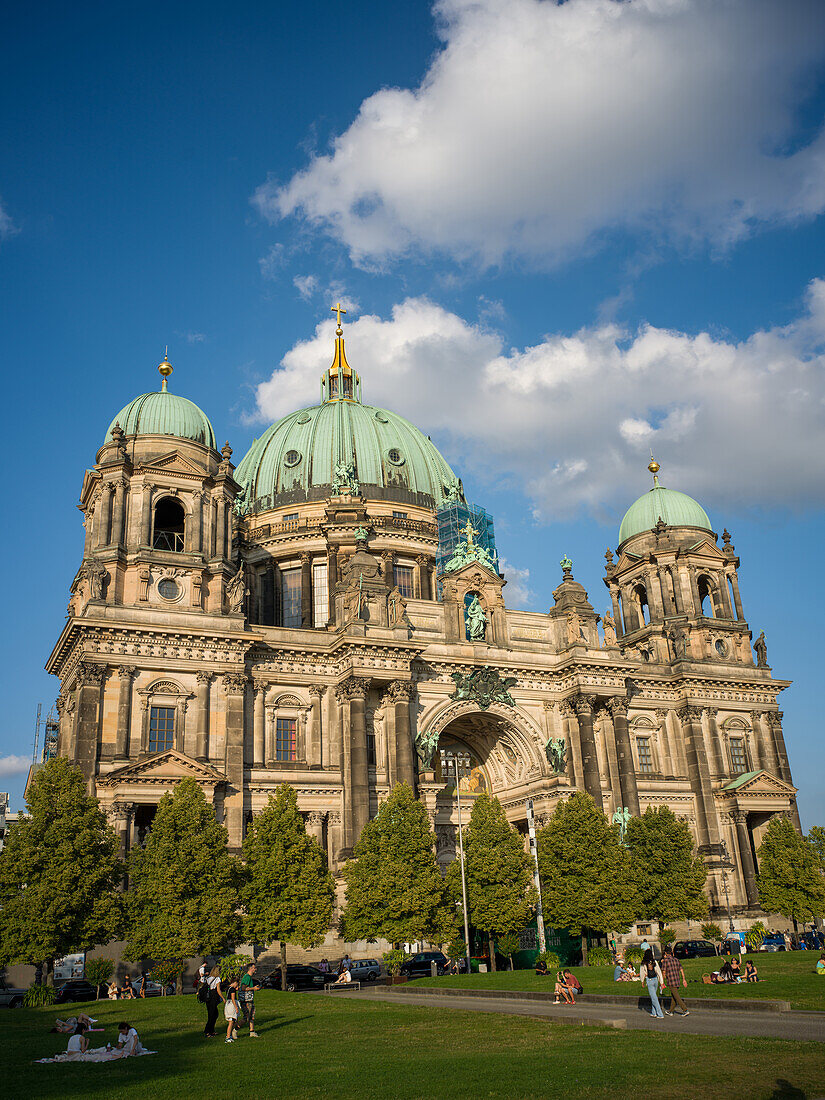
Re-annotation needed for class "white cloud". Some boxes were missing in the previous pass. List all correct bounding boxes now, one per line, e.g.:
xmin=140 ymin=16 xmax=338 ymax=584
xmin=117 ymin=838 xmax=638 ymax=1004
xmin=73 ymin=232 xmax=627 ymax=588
xmin=0 ymin=198 xmax=18 ymax=242
xmin=0 ymin=754 xmax=30 ymax=778
xmin=254 ymin=282 xmax=825 ymax=524
xmin=177 ymin=331 xmax=206 ymax=345
xmin=257 ymin=0 xmax=825 ymax=267
xmin=498 ymin=557 xmax=535 ymax=607
xmin=293 ymin=274 xmax=319 ymax=300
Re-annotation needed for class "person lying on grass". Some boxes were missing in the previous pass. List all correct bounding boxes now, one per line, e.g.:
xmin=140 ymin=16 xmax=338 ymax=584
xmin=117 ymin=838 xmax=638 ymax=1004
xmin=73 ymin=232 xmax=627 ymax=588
xmin=52 ymin=1013 xmax=97 ymax=1034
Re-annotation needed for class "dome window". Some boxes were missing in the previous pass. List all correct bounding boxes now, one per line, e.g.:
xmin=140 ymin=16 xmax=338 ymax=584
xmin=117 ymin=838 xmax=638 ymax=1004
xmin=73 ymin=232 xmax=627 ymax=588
xmin=157 ymin=577 xmax=179 ymax=601
xmin=387 ymin=448 xmax=404 ymax=466
xmin=153 ymin=497 xmax=185 ymax=552
xmin=296 ymin=412 xmax=311 ymax=424
xmin=374 ymin=411 xmax=388 ymax=423
xmin=285 ymin=450 xmax=302 ymax=467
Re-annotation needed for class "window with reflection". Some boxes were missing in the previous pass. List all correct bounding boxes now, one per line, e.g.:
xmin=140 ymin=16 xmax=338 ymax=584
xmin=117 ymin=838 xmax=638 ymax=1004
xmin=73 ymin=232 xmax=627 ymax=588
xmin=312 ymin=561 xmax=328 ymax=627
xmin=636 ymin=737 xmax=653 ymax=774
xmin=729 ymin=737 xmax=748 ymax=775
xmin=280 ymin=568 xmax=302 ymax=627
xmin=275 ymin=718 xmax=297 ymax=761
xmin=393 ymin=564 xmax=414 ymax=599
xmin=149 ymin=706 xmax=175 ymax=753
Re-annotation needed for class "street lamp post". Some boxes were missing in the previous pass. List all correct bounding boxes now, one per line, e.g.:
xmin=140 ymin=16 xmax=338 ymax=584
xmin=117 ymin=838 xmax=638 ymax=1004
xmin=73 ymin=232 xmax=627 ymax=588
xmin=441 ymin=748 xmax=472 ymax=978
xmin=721 ymin=869 xmax=735 ymax=932
xmin=525 ymin=798 xmax=546 ymax=954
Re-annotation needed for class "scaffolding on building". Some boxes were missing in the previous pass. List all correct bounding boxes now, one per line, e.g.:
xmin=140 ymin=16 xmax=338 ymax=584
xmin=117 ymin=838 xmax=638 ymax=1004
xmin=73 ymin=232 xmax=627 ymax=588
xmin=43 ymin=706 xmax=59 ymax=762
xmin=435 ymin=500 xmax=498 ymax=594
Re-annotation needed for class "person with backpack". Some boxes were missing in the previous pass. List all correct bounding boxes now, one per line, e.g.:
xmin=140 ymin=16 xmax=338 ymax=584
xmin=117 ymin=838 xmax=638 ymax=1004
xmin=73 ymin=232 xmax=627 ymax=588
xmin=640 ymin=949 xmax=665 ymax=1018
xmin=238 ymin=963 xmax=261 ymax=1038
xmin=202 ymin=966 xmax=223 ymax=1038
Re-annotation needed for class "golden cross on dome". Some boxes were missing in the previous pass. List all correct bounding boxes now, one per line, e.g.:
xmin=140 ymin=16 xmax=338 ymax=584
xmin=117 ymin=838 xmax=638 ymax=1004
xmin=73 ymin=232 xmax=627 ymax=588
xmin=331 ymin=302 xmax=347 ymax=330
xmin=462 ymin=519 xmax=477 ymax=546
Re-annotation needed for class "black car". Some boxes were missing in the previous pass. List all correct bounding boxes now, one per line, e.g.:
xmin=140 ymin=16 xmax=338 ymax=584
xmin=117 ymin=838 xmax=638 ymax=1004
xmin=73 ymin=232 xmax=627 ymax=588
xmin=261 ymin=965 xmax=328 ymax=992
xmin=400 ymin=951 xmax=449 ymax=979
xmin=673 ymin=939 xmax=718 ymax=959
xmin=55 ymin=980 xmax=99 ymax=1003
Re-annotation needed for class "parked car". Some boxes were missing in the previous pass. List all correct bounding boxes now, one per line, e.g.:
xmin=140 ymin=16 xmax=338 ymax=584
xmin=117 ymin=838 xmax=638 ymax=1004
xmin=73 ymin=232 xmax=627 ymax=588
xmin=400 ymin=951 xmax=449 ymax=979
xmin=55 ymin=980 xmax=99 ymax=1003
xmin=131 ymin=978 xmax=167 ymax=997
xmin=348 ymin=958 xmax=381 ymax=981
xmin=672 ymin=939 xmax=718 ymax=959
xmin=759 ymin=933 xmax=787 ymax=952
xmin=260 ymin=965 xmax=328 ymax=992
xmin=0 ymin=978 xmax=26 ymax=1008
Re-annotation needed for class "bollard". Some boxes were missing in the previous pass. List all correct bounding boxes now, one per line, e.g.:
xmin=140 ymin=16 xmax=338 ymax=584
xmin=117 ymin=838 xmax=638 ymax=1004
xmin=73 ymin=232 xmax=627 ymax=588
xmin=431 ymin=961 xmax=438 ymax=978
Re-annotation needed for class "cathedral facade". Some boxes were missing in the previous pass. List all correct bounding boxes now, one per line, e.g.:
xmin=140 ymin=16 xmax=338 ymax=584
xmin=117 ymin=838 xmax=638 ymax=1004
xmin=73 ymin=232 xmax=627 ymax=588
xmin=46 ymin=316 xmax=800 ymax=921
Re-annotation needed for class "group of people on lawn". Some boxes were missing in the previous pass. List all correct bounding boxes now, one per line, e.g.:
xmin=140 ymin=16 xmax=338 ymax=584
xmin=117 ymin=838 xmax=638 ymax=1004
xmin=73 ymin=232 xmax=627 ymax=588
xmin=43 ymin=1014 xmax=145 ymax=1062
xmin=199 ymin=961 xmax=261 ymax=1043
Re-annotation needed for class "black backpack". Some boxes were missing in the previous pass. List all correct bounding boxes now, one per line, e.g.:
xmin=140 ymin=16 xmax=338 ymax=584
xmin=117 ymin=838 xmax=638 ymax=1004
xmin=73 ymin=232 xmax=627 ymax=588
xmin=197 ymin=982 xmax=209 ymax=1004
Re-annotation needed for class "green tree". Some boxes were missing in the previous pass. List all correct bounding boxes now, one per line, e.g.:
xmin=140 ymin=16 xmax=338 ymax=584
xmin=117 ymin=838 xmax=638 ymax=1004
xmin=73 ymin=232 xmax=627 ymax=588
xmin=0 ymin=757 xmax=122 ymax=984
xmin=625 ymin=805 xmax=708 ymax=928
xmin=85 ymin=957 xmax=115 ymax=997
xmin=125 ymin=778 xmax=241 ymax=992
xmin=701 ymin=921 xmax=723 ymax=947
xmin=497 ymin=931 xmax=521 ymax=971
xmin=446 ymin=792 xmax=533 ymax=972
xmin=149 ymin=959 xmax=185 ymax=995
xmin=807 ymin=826 xmax=825 ymax=874
xmin=341 ymin=783 xmax=447 ymax=945
xmin=757 ymin=817 xmax=825 ymax=935
xmin=242 ymin=785 xmax=335 ymax=990
xmin=537 ymin=791 xmax=637 ymax=964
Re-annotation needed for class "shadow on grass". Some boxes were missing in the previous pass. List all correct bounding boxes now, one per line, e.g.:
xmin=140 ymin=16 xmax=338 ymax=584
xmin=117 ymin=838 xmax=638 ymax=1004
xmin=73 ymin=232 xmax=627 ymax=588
xmin=769 ymin=1082 xmax=807 ymax=1100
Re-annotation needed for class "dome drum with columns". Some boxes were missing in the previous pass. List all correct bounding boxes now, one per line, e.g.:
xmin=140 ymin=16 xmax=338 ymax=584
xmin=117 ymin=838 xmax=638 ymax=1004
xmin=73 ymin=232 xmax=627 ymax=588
xmin=45 ymin=314 xmax=801 ymax=957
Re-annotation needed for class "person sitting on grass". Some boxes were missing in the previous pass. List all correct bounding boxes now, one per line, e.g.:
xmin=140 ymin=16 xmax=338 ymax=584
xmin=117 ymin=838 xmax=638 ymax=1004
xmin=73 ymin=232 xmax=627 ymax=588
xmin=815 ymin=954 xmax=825 ymax=975
xmin=115 ymin=1022 xmax=144 ymax=1057
xmin=714 ymin=958 xmax=735 ymax=983
xmin=745 ymin=959 xmax=758 ymax=982
xmin=66 ymin=1022 xmax=89 ymax=1055
xmin=108 ymin=981 xmax=119 ymax=1000
xmin=119 ymin=977 xmax=135 ymax=999
xmin=536 ymin=958 xmax=549 ymax=976
xmin=729 ymin=956 xmax=742 ymax=981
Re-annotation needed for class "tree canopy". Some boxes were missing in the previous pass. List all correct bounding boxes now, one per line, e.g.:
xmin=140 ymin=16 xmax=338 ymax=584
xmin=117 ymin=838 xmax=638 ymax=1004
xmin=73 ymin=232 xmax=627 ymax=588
xmin=341 ymin=783 xmax=447 ymax=944
xmin=537 ymin=791 xmax=637 ymax=962
xmin=0 ymin=757 xmax=122 ymax=981
xmin=125 ymin=778 xmax=241 ymax=986
xmin=446 ymin=791 xmax=533 ymax=971
xmin=757 ymin=816 xmax=825 ymax=931
xmin=625 ymin=804 xmax=708 ymax=924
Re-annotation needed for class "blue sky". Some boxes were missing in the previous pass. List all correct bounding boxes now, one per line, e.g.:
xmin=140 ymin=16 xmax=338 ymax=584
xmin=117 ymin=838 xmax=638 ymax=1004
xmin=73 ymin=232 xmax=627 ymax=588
xmin=2 ymin=0 xmax=824 ymax=828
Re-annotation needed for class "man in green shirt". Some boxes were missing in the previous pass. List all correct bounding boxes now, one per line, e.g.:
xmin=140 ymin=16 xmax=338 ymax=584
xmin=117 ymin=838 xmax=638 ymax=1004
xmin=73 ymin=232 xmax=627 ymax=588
xmin=239 ymin=963 xmax=261 ymax=1037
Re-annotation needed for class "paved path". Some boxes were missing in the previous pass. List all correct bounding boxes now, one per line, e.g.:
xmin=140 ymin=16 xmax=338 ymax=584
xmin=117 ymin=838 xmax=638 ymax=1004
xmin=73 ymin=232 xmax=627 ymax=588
xmin=348 ymin=988 xmax=825 ymax=1042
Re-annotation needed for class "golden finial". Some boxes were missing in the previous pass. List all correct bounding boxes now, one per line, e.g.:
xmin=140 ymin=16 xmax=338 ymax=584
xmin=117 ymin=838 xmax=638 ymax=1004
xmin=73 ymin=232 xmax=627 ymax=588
xmin=158 ymin=346 xmax=173 ymax=392
xmin=648 ymin=450 xmax=660 ymax=486
xmin=331 ymin=301 xmax=347 ymax=335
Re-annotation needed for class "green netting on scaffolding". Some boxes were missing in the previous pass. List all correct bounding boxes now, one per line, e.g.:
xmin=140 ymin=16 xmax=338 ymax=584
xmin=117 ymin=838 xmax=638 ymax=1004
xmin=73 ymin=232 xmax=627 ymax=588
xmin=436 ymin=500 xmax=498 ymax=592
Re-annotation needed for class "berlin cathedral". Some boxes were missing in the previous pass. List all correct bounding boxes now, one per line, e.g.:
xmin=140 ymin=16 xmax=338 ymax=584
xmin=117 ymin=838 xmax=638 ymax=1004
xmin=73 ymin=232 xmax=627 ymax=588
xmin=46 ymin=310 xmax=800 ymax=926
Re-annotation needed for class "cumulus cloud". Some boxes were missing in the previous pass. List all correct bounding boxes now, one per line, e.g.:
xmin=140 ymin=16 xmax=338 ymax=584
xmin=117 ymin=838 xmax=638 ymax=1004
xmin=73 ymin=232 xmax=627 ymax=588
xmin=256 ymin=0 xmax=825 ymax=267
xmin=255 ymin=282 xmax=825 ymax=523
xmin=0 ymin=754 xmax=30 ymax=778
xmin=498 ymin=557 xmax=535 ymax=607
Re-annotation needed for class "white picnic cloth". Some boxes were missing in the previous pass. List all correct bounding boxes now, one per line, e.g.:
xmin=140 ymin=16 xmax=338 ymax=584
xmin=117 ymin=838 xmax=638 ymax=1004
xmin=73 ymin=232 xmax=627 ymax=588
xmin=36 ymin=1044 xmax=155 ymax=1064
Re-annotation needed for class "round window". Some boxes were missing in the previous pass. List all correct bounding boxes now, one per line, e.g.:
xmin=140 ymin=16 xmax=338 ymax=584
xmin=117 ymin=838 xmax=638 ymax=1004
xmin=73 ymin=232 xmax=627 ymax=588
xmin=715 ymin=639 xmax=727 ymax=656
xmin=285 ymin=449 xmax=302 ymax=467
xmin=296 ymin=412 xmax=311 ymax=424
xmin=158 ymin=578 xmax=179 ymax=601
xmin=374 ymin=411 xmax=388 ymax=423
xmin=387 ymin=448 xmax=404 ymax=465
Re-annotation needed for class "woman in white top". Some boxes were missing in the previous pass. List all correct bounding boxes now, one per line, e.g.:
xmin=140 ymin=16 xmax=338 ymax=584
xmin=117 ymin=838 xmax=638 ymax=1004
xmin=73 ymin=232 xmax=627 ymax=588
xmin=204 ymin=967 xmax=224 ymax=1037
xmin=66 ymin=1023 xmax=89 ymax=1054
xmin=115 ymin=1022 xmax=143 ymax=1057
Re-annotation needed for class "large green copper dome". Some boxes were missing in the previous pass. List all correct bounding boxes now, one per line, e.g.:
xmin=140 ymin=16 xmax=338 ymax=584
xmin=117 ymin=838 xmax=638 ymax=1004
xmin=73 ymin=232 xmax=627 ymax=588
xmin=236 ymin=399 xmax=459 ymax=511
xmin=104 ymin=355 xmax=216 ymax=450
xmin=619 ymin=482 xmax=712 ymax=545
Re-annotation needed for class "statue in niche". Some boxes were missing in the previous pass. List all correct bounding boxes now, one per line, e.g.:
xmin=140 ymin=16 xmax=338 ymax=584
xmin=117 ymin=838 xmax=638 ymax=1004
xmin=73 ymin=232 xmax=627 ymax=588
xmin=567 ymin=614 xmax=581 ymax=644
xmin=668 ymin=627 xmax=687 ymax=659
xmin=545 ymin=737 xmax=566 ymax=775
xmin=601 ymin=612 xmax=617 ymax=646
xmin=388 ymin=585 xmax=406 ymax=627
xmin=226 ymin=563 xmax=247 ymax=614
xmin=465 ymin=595 xmax=487 ymax=640
xmin=754 ymin=630 xmax=768 ymax=667
xmin=85 ymin=558 xmax=108 ymax=600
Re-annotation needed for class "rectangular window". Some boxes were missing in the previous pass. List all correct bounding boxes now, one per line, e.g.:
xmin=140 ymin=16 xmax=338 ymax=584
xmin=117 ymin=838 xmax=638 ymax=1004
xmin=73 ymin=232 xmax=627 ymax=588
xmin=275 ymin=718 xmax=297 ymax=762
xmin=636 ymin=737 xmax=653 ymax=774
xmin=282 ymin=512 xmax=299 ymax=523
xmin=367 ymin=733 xmax=376 ymax=766
xmin=729 ymin=738 xmax=747 ymax=775
xmin=392 ymin=511 xmax=407 ymax=520
xmin=393 ymin=564 xmax=415 ymax=599
xmin=149 ymin=706 xmax=175 ymax=753
xmin=280 ymin=567 xmax=302 ymax=627
xmin=313 ymin=561 xmax=329 ymax=627
xmin=636 ymin=924 xmax=652 ymax=936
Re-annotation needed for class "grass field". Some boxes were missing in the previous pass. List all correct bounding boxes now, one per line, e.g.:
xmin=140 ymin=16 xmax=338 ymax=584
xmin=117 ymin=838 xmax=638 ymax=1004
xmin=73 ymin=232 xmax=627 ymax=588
xmin=4 ymin=987 xmax=824 ymax=1100
xmin=416 ymin=950 xmax=825 ymax=1012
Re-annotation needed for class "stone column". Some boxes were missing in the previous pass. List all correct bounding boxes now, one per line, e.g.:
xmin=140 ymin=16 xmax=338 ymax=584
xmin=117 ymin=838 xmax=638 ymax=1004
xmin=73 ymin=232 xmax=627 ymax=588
xmin=308 ymin=685 xmax=324 ymax=766
xmin=752 ymin=712 xmax=779 ymax=774
xmin=95 ymin=483 xmax=114 ymax=548
xmin=191 ymin=491 xmax=203 ymax=555
xmin=766 ymin=712 xmax=791 ymax=782
xmin=308 ymin=811 xmax=326 ymax=846
xmin=416 ymin=556 xmax=431 ymax=601
xmin=559 ymin=700 xmax=583 ymax=789
xmin=74 ymin=662 xmax=106 ymax=787
xmin=111 ymin=479 xmax=126 ymax=547
xmin=215 ymin=495 xmax=227 ymax=560
xmin=335 ymin=684 xmax=354 ymax=850
xmin=573 ymin=695 xmax=603 ymax=808
xmin=345 ymin=678 xmax=371 ymax=843
xmin=703 ymin=708 xmax=725 ymax=778
xmin=382 ymin=549 xmax=394 ymax=587
xmin=609 ymin=585 xmax=622 ymax=634
xmin=386 ymin=681 xmax=415 ymax=787
xmin=140 ymin=484 xmax=152 ymax=546
xmin=114 ymin=665 xmax=135 ymax=759
xmin=676 ymin=705 xmax=720 ymax=848
xmin=301 ymin=552 xmax=313 ymax=627
xmin=327 ymin=546 xmax=338 ymax=622
xmin=607 ymin=698 xmax=640 ymax=816
xmin=729 ymin=571 xmax=745 ymax=621
xmin=645 ymin=569 xmax=663 ymax=622
xmin=223 ymin=673 xmax=247 ymax=848
xmin=657 ymin=568 xmax=675 ymax=616
xmin=252 ymin=681 xmax=266 ymax=767
xmin=195 ymin=671 xmax=211 ymax=761
xmin=668 ymin=567 xmax=684 ymax=614
xmin=731 ymin=810 xmax=759 ymax=907
xmin=383 ymin=694 xmax=398 ymax=787
xmin=688 ymin=566 xmax=703 ymax=617
xmin=718 ymin=572 xmax=734 ymax=619
xmin=655 ymin=708 xmax=676 ymax=776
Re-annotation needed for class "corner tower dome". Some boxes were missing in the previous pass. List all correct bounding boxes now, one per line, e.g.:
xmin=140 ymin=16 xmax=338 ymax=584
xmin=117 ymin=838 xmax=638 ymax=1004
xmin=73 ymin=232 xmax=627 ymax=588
xmin=236 ymin=307 xmax=460 ymax=511
xmin=103 ymin=352 xmax=217 ymax=450
xmin=618 ymin=458 xmax=712 ymax=546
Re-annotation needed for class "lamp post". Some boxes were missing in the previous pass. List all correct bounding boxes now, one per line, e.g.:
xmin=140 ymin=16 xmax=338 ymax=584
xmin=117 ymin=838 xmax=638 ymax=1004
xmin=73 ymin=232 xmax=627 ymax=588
xmin=525 ymin=798 xmax=546 ymax=954
xmin=721 ymin=869 xmax=735 ymax=932
xmin=441 ymin=748 xmax=472 ymax=978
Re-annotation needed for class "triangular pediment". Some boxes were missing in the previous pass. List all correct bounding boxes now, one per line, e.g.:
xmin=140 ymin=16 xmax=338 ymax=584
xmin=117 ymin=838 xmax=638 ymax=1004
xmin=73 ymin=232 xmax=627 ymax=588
xmin=685 ymin=537 xmax=727 ymax=561
xmin=138 ymin=450 xmax=205 ymax=477
xmin=718 ymin=770 xmax=797 ymax=797
xmin=101 ymin=750 xmax=225 ymax=786
xmin=442 ymin=559 xmax=502 ymax=585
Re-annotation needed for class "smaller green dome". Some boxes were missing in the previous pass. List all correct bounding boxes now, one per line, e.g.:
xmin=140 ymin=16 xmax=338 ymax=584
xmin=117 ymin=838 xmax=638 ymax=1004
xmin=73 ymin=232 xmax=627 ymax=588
xmin=619 ymin=483 xmax=712 ymax=545
xmin=104 ymin=391 xmax=216 ymax=450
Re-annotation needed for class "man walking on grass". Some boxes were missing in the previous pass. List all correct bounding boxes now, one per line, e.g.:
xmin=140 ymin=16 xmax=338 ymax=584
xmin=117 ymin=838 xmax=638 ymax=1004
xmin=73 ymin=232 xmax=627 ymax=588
xmin=661 ymin=946 xmax=689 ymax=1016
xmin=239 ymin=963 xmax=261 ymax=1038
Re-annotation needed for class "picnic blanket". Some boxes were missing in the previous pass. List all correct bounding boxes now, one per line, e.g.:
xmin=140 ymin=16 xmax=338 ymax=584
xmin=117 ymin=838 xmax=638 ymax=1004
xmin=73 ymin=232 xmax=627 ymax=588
xmin=36 ymin=1044 xmax=155 ymax=1064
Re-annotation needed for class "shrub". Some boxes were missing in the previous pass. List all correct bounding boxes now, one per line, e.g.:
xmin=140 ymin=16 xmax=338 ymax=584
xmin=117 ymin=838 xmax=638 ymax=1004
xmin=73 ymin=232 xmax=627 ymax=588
xmin=534 ymin=950 xmax=561 ymax=970
xmin=219 ymin=953 xmax=253 ymax=983
xmin=587 ymin=945 xmax=613 ymax=966
xmin=150 ymin=959 xmax=185 ymax=993
xmin=84 ymin=957 xmax=114 ymax=993
xmin=659 ymin=928 xmax=676 ymax=948
xmin=24 ymin=984 xmax=57 ymax=1007
xmin=701 ymin=922 xmax=723 ymax=944
xmin=382 ymin=949 xmax=407 ymax=976
xmin=624 ymin=947 xmax=643 ymax=964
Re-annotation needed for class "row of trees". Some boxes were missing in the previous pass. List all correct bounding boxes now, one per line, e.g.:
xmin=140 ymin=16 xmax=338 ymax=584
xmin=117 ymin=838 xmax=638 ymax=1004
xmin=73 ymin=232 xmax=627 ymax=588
xmin=1 ymin=758 xmax=823 ymax=983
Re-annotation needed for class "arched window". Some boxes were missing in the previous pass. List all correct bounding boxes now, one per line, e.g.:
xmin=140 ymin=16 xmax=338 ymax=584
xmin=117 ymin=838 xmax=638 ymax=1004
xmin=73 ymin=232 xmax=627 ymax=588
xmin=153 ymin=497 xmax=185 ymax=552
xmin=634 ymin=584 xmax=650 ymax=626
xmin=697 ymin=575 xmax=715 ymax=618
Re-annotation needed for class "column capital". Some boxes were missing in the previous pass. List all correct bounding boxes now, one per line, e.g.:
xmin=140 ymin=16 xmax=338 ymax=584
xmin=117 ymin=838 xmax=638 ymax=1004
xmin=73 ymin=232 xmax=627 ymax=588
xmin=309 ymin=684 xmax=325 ymax=698
xmin=558 ymin=699 xmax=576 ymax=719
xmin=300 ymin=551 xmax=312 ymax=565
xmin=702 ymin=706 xmax=718 ymax=720
xmin=335 ymin=676 xmax=370 ymax=703
xmin=223 ymin=673 xmax=247 ymax=695
xmin=77 ymin=661 xmax=106 ymax=687
xmin=572 ymin=693 xmax=596 ymax=717
xmin=118 ymin=664 xmax=136 ymax=680
xmin=676 ymin=704 xmax=703 ymax=723
xmin=654 ymin=708 xmax=669 ymax=720
xmin=196 ymin=670 xmax=213 ymax=685
xmin=252 ymin=678 xmax=268 ymax=695
xmin=384 ymin=680 xmax=412 ymax=702
xmin=730 ymin=809 xmax=748 ymax=825
xmin=766 ymin=711 xmax=783 ymax=729
xmin=415 ymin=555 xmax=428 ymax=567
xmin=606 ymin=697 xmax=629 ymax=718
xmin=308 ymin=811 xmax=326 ymax=826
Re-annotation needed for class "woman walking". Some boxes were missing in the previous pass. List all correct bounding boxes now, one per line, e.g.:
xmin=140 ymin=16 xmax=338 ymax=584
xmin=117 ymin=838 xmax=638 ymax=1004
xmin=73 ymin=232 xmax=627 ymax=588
xmin=203 ymin=966 xmax=223 ymax=1038
xmin=640 ymin=949 xmax=665 ymax=1018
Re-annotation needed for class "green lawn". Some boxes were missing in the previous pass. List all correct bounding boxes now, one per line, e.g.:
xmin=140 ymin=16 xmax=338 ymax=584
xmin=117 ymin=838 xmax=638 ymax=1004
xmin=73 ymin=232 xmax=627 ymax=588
xmin=4 ymin=990 xmax=824 ymax=1100
xmin=415 ymin=950 xmax=825 ymax=1012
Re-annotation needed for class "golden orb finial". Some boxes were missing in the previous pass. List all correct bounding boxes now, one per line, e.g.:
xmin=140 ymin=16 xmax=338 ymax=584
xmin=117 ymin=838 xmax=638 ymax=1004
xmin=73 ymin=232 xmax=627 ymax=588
xmin=158 ymin=346 xmax=173 ymax=392
xmin=648 ymin=451 xmax=660 ymax=486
